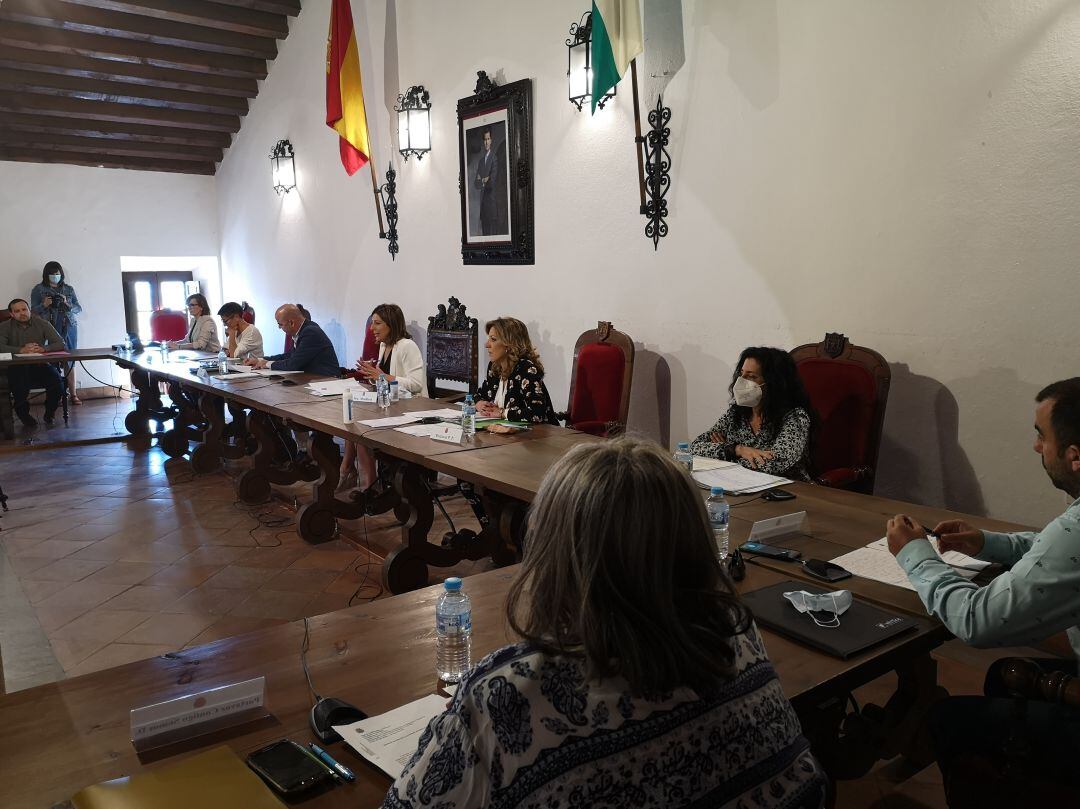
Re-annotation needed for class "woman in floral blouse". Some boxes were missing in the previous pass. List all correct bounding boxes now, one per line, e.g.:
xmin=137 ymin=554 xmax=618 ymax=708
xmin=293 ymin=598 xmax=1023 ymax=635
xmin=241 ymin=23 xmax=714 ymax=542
xmin=383 ymin=437 xmax=827 ymax=809
xmin=690 ymin=346 xmax=815 ymax=480
xmin=475 ymin=317 xmax=558 ymax=424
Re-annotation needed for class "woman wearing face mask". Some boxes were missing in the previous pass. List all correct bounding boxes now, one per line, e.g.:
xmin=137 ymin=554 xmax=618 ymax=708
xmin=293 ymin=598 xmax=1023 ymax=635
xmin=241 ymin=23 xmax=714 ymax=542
xmin=689 ymin=346 xmax=814 ymax=480
xmin=31 ymin=261 xmax=83 ymax=404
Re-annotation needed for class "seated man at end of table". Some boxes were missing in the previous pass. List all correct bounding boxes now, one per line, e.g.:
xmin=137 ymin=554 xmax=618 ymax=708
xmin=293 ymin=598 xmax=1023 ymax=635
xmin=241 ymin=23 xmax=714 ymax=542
xmin=245 ymin=304 xmax=339 ymax=376
xmin=886 ymin=376 xmax=1080 ymax=803
xmin=0 ymin=298 xmax=66 ymax=427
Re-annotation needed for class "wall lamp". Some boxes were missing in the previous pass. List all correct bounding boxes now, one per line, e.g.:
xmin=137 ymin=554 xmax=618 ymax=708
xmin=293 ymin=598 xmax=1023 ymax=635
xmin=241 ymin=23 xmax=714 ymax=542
xmin=270 ymin=139 xmax=296 ymax=194
xmin=395 ymin=85 xmax=432 ymax=161
xmin=567 ymin=12 xmax=613 ymax=112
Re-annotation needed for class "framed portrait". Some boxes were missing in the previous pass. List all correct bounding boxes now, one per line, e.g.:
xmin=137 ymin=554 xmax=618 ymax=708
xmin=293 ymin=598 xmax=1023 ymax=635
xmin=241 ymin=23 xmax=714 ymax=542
xmin=457 ymin=73 xmax=534 ymax=265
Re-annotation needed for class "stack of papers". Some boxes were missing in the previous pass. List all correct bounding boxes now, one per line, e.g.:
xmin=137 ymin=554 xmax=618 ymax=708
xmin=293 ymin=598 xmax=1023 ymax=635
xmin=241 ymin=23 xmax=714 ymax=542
xmin=334 ymin=693 xmax=448 ymax=779
xmin=359 ymin=409 xmax=462 ymax=428
xmin=830 ymin=537 xmax=991 ymax=591
xmin=691 ymin=464 xmax=791 ymax=494
xmin=306 ymin=378 xmax=369 ymax=396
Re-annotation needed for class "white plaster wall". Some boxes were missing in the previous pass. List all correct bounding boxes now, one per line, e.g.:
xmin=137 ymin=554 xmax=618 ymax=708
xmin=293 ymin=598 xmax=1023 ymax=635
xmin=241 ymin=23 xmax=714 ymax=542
xmin=217 ymin=0 xmax=1080 ymax=528
xmin=0 ymin=161 xmax=219 ymax=389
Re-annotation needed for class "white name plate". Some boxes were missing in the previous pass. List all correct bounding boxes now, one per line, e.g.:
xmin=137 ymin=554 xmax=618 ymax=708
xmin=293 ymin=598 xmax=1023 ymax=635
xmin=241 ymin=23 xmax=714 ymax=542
xmin=0 ymin=353 xmax=11 ymax=361
xmin=431 ymin=424 xmax=464 ymax=444
xmin=343 ymin=388 xmax=378 ymax=423
xmin=748 ymin=511 xmax=808 ymax=543
xmin=130 ymin=676 xmax=268 ymax=752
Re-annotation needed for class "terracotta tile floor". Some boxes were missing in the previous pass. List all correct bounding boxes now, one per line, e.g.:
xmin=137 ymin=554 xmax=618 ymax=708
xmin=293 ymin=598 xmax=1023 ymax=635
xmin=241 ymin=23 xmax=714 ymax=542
xmin=0 ymin=400 xmax=485 ymax=694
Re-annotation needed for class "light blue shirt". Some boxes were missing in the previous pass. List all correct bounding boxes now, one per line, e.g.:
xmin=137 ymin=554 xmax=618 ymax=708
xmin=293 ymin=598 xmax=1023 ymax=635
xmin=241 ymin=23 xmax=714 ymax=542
xmin=896 ymin=497 xmax=1080 ymax=664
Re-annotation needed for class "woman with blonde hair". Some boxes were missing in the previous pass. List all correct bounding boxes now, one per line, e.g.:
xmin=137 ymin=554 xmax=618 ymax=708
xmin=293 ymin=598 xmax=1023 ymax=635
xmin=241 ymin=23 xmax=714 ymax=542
xmin=475 ymin=316 xmax=558 ymax=424
xmin=383 ymin=436 xmax=827 ymax=808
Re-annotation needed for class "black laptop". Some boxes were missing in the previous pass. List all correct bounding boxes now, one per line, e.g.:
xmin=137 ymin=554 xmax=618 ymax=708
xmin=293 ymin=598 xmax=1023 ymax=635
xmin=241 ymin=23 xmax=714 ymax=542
xmin=740 ymin=580 xmax=918 ymax=660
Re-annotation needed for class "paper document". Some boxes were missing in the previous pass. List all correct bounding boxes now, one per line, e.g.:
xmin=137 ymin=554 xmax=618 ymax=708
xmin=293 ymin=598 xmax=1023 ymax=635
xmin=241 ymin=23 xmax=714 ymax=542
xmin=307 ymin=378 xmax=368 ymax=396
xmin=254 ymin=368 xmax=303 ymax=376
xmin=408 ymin=408 xmax=464 ymax=420
xmin=358 ymin=414 xmax=422 ymax=428
xmin=334 ymin=693 xmax=448 ymax=779
xmin=16 ymin=352 xmax=69 ymax=358
xmin=395 ymin=423 xmax=454 ymax=437
xmin=693 ymin=456 xmax=735 ymax=472
xmin=830 ymin=537 xmax=989 ymax=591
xmin=692 ymin=465 xmax=791 ymax=494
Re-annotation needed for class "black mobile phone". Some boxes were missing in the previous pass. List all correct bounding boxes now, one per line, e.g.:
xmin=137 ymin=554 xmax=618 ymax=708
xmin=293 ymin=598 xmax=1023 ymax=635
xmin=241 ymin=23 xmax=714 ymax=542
xmin=802 ymin=558 xmax=852 ymax=582
xmin=246 ymin=739 xmax=331 ymax=795
xmin=763 ymin=488 xmax=796 ymax=501
xmin=740 ymin=541 xmax=801 ymax=561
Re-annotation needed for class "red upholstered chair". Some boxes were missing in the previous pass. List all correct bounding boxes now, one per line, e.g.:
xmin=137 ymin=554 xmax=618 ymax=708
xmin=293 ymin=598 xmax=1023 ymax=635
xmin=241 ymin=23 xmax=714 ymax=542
xmin=347 ymin=315 xmax=383 ymax=379
xmin=561 ymin=321 xmax=635 ymax=437
xmin=791 ymin=332 xmax=891 ymax=493
xmin=150 ymin=309 xmax=188 ymax=342
xmin=241 ymin=301 xmax=255 ymax=324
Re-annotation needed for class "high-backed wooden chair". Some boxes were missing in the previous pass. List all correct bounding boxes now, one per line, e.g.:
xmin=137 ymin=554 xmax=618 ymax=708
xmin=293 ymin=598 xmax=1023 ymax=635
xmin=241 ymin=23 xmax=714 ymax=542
xmin=241 ymin=301 xmax=255 ymax=324
xmin=149 ymin=309 xmax=188 ymax=342
xmin=791 ymin=332 xmax=890 ymax=493
xmin=425 ymin=297 xmax=478 ymax=399
xmin=561 ymin=321 xmax=635 ymax=436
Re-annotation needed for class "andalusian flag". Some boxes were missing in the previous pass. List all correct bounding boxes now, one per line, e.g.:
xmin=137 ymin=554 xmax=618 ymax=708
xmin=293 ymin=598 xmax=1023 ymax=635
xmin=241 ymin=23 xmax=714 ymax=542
xmin=326 ymin=0 xmax=371 ymax=175
xmin=590 ymin=0 xmax=643 ymax=114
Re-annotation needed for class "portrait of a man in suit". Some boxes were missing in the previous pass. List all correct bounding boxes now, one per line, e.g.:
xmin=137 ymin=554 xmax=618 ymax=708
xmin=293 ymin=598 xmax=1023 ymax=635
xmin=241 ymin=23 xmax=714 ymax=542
xmin=465 ymin=119 xmax=509 ymax=240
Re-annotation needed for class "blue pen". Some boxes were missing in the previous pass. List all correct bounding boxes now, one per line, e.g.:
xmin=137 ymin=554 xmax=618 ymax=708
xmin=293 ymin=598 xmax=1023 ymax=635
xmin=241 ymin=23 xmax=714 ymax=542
xmin=308 ymin=742 xmax=355 ymax=782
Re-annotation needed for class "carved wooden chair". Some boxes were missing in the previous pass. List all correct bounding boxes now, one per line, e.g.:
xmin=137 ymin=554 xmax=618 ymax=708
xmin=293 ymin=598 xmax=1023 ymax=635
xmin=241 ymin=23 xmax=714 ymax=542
xmin=425 ymin=296 xmax=478 ymax=400
xmin=790 ymin=332 xmax=891 ymax=493
xmin=560 ymin=321 xmax=635 ymax=437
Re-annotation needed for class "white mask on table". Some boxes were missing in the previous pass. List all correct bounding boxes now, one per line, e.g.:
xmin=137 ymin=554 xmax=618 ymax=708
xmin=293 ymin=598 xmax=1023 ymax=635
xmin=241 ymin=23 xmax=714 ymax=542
xmin=783 ymin=589 xmax=852 ymax=628
xmin=733 ymin=376 xmax=763 ymax=408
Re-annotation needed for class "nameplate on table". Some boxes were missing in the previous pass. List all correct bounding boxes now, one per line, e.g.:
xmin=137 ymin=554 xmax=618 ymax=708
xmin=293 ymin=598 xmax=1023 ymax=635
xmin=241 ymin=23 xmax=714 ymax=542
xmin=431 ymin=424 xmax=465 ymax=444
xmin=130 ymin=676 xmax=268 ymax=752
xmin=747 ymin=511 xmax=808 ymax=543
xmin=342 ymin=388 xmax=378 ymax=423
xmin=0 ymin=353 xmax=10 ymax=361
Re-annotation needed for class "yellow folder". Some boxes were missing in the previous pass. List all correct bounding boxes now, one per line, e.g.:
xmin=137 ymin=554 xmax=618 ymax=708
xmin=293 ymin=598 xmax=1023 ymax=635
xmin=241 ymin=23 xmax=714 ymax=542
xmin=71 ymin=746 xmax=285 ymax=809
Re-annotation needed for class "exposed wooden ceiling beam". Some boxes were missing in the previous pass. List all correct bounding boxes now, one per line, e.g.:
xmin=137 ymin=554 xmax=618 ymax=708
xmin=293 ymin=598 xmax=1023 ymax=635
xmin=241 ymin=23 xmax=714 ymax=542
xmin=0 ymin=129 xmax=223 ymax=162
xmin=0 ymin=146 xmax=216 ymax=174
xmin=0 ymin=92 xmax=241 ymax=132
xmin=0 ymin=22 xmax=268 ymax=79
xmin=0 ymin=0 xmax=277 ymax=60
xmin=207 ymin=0 xmax=301 ymax=18
xmin=61 ymin=0 xmax=289 ymax=40
xmin=0 ymin=47 xmax=258 ymax=98
xmin=0 ymin=67 xmax=248 ymax=116
xmin=2 ymin=112 xmax=232 ymax=148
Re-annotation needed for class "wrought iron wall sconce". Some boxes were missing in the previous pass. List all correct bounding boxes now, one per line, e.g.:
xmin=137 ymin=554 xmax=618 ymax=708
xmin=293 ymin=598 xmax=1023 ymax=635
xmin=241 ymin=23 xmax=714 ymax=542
xmin=640 ymin=96 xmax=671 ymax=250
xmin=567 ymin=11 xmax=614 ymax=111
xmin=270 ymin=138 xmax=296 ymax=194
xmin=378 ymin=166 xmax=398 ymax=260
xmin=395 ymin=85 xmax=432 ymax=161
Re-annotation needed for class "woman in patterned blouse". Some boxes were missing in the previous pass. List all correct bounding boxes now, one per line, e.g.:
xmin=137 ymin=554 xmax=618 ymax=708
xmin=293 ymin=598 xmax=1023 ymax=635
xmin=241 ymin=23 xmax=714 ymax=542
xmin=475 ymin=317 xmax=559 ymax=424
xmin=383 ymin=437 xmax=828 ymax=809
xmin=690 ymin=346 xmax=815 ymax=480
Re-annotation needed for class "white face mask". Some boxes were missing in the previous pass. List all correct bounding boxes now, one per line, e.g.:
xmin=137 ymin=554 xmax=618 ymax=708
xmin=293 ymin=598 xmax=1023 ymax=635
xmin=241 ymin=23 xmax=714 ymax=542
xmin=48 ymin=274 xmax=61 ymax=284
xmin=783 ymin=589 xmax=852 ymax=628
xmin=733 ymin=376 xmax=763 ymax=408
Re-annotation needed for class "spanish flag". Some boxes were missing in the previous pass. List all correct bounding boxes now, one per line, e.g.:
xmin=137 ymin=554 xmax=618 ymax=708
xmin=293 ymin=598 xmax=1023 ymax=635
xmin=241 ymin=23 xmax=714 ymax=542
xmin=326 ymin=0 xmax=371 ymax=175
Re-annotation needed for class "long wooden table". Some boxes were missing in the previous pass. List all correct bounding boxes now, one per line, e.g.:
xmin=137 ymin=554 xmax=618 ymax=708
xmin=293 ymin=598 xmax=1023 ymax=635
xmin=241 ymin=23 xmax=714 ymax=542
xmin=0 ymin=564 xmax=945 ymax=809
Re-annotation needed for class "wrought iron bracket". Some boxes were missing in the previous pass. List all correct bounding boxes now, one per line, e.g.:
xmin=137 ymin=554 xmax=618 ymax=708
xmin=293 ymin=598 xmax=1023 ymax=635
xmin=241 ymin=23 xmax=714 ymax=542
xmin=379 ymin=166 xmax=398 ymax=260
xmin=641 ymin=95 xmax=671 ymax=250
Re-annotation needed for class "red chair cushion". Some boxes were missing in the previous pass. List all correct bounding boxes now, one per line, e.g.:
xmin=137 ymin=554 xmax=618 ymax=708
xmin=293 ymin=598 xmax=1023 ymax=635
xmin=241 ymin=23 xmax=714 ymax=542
xmin=797 ymin=359 xmax=878 ymax=474
xmin=362 ymin=314 xmax=379 ymax=363
xmin=569 ymin=342 xmax=625 ymax=428
xmin=150 ymin=310 xmax=188 ymax=342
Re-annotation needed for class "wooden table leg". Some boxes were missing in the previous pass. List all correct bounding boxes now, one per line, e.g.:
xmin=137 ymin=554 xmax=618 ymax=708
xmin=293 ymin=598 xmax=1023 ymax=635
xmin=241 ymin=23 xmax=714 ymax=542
xmin=190 ymin=392 xmax=225 ymax=473
xmin=381 ymin=460 xmax=472 ymax=594
xmin=125 ymin=368 xmax=160 ymax=435
xmin=235 ymin=412 xmax=319 ymax=505
xmin=296 ymin=430 xmax=341 ymax=544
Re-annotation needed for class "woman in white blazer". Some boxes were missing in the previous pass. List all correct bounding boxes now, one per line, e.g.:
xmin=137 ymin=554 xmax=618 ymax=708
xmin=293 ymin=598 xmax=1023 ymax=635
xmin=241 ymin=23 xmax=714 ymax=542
xmin=339 ymin=304 xmax=427 ymax=491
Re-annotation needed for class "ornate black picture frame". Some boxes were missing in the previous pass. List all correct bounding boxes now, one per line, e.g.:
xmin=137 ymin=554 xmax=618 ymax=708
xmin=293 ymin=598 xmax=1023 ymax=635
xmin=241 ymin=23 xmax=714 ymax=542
xmin=457 ymin=71 xmax=534 ymax=265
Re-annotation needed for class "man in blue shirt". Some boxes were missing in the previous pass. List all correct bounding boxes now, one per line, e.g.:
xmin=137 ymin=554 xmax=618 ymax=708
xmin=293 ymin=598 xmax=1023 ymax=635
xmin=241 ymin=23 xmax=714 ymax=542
xmin=245 ymin=304 xmax=339 ymax=377
xmin=886 ymin=377 xmax=1080 ymax=802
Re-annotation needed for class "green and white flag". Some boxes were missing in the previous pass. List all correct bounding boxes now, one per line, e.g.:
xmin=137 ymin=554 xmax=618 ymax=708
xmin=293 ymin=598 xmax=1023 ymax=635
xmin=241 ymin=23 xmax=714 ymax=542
xmin=590 ymin=0 xmax=644 ymax=114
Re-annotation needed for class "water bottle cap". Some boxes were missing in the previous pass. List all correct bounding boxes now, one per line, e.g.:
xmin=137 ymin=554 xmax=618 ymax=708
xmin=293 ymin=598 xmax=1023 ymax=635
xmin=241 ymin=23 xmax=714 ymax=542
xmin=390 ymin=379 xmax=398 ymax=385
xmin=677 ymin=442 xmax=689 ymax=449
xmin=464 ymin=394 xmax=474 ymax=403
xmin=710 ymin=486 xmax=725 ymax=496
xmin=443 ymin=577 xmax=462 ymax=591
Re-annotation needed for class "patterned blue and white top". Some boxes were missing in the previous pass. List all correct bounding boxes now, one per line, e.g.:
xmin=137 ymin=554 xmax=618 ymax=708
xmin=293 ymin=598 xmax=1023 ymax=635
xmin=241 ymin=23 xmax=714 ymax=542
xmin=382 ymin=625 xmax=827 ymax=809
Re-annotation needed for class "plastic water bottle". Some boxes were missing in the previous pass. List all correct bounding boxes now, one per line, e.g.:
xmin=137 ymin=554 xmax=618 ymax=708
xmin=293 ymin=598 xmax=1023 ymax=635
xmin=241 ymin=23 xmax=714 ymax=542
xmin=461 ymin=394 xmax=476 ymax=441
xmin=389 ymin=379 xmax=399 ymax=402
xmin=435 ymin=577 xmax=472 ymax=682
xmin=217 ymin=348 xmax=228 ymax=375
xmin=376 ymin=374 xmax=390 ymax=409
xmin=674 ymin=441 xmax=693 ymax=472
xmin=123 ymin=335 xmax=133 ymax=354
xmin=707 ymin=486 xmax=730 ymax=560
